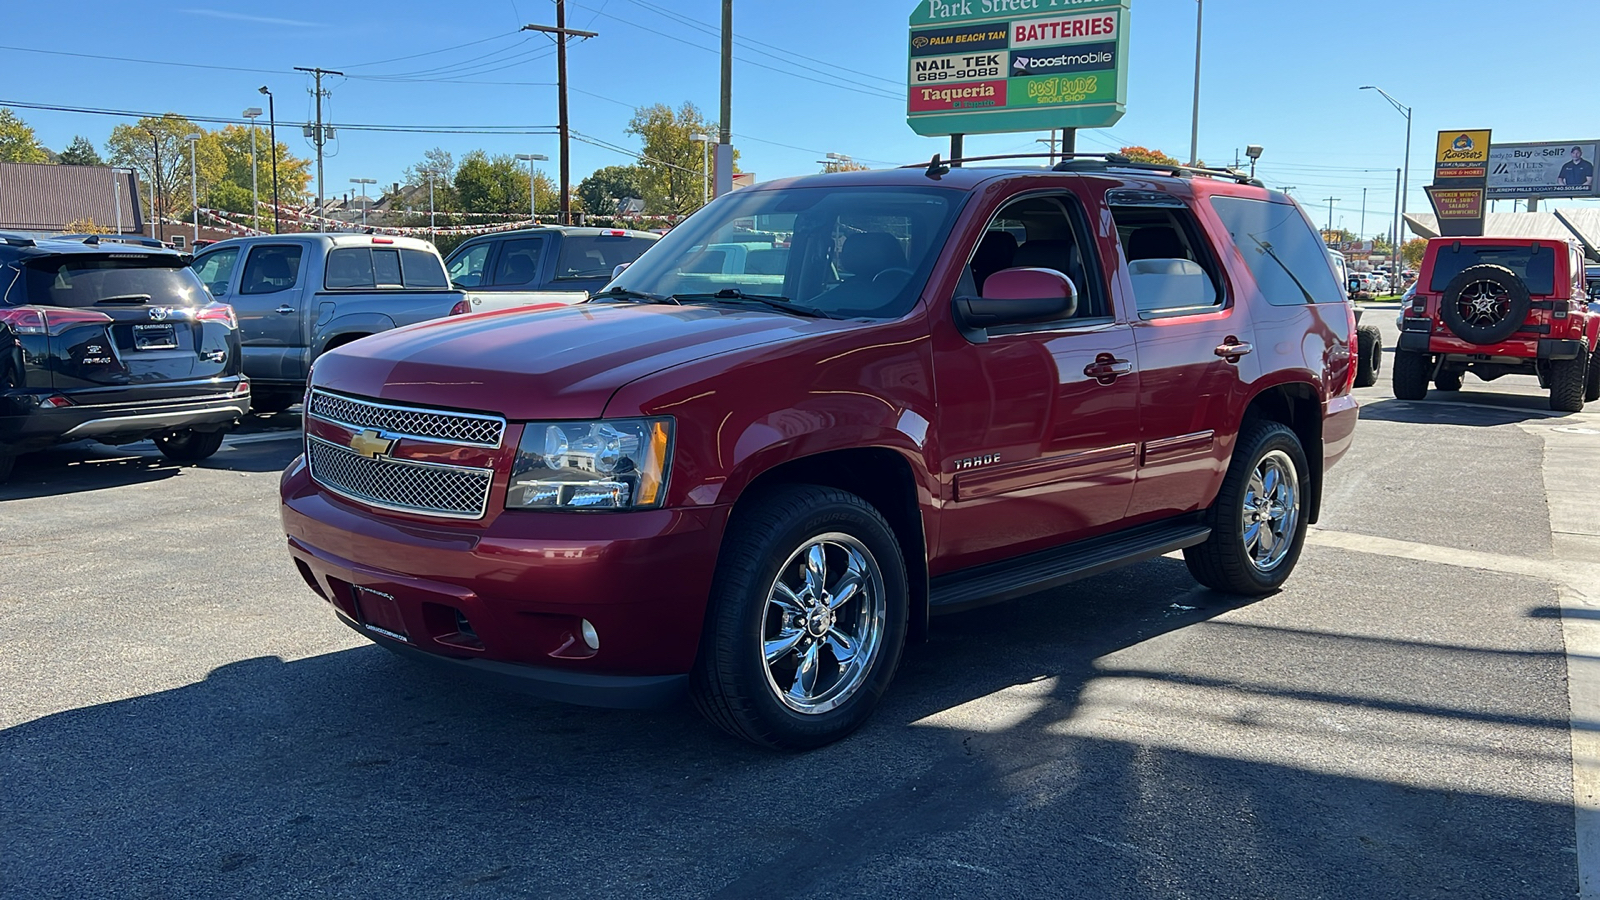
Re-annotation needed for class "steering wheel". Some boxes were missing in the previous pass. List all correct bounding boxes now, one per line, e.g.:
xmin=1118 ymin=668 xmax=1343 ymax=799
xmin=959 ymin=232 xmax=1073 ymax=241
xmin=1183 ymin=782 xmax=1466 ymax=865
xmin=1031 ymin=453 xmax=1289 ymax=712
xmin=872 ymin=267 xmax=913 ymax=286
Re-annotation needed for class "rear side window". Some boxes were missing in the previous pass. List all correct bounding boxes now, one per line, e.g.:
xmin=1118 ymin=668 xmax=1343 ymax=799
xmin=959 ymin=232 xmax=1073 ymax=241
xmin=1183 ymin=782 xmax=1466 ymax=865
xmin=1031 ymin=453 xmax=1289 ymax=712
xmin=21 ymin=256 xmax=208 ymax=308
xmin=325 ymin=247 xmax=376 ymax=289
xmin=1427 ymin=244 xmax=1556 ymax=296
xmin=556 ymin=234 xmax=654 ymax=278
xmin=400 ymin=249 xmax=447 ymax=288
xmin=1109 ymin=202 xmax=1224 ymax=315
xmin=240 ymin=244 xmax=304 ymax=295
xmin=492 ymin=238 xmax=546 ymax=286
xmin=192 ymin=247 xmax=240 ymax=297
xmin=1209 ymin=197 xmax=1344 ymax=306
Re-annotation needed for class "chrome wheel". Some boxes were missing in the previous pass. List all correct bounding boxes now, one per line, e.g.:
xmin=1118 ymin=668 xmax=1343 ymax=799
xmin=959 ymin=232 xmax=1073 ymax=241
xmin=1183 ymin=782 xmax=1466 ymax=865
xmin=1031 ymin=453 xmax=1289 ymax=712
xmin=1241 ymin=450 xmax=1299 ymax=573
xmin=1456 ymin=280 xmax=1511 ymax=328
xmin=760 ymin=533 xmax=886 ymax=715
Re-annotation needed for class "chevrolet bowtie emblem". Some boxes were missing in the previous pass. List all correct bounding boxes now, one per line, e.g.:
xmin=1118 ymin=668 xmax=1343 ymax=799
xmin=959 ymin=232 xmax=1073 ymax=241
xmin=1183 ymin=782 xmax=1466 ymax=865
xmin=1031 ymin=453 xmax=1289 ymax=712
xmin=349 ymin=429 xmax=396 ymax=459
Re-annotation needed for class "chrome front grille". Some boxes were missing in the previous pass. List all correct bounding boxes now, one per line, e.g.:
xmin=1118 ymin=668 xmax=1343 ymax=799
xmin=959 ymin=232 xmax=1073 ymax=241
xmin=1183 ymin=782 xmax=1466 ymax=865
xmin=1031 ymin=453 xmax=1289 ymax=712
xmin=308 ymin=389 xmax=506 ymax=448
xmin=307 ymin=436 xmax=493 ymax=520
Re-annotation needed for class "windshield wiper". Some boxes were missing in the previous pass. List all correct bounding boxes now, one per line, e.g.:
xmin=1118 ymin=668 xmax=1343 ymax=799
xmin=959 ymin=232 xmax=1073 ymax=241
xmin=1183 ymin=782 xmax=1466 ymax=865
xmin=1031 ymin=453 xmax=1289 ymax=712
xmin=671 ymin=289 xmax=834 ymax=319
xmin=95 ymin=294 xmax=153 ymax=305
xmin=589 ymin=287 xmax=680 ymax=305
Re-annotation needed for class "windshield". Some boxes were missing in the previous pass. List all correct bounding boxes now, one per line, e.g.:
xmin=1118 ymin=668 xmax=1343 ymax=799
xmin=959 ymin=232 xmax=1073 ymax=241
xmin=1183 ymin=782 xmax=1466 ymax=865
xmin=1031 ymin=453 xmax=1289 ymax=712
xmin=1429 ymin=244 xmax=1556 ymax=295
xmin=607 ymin=185 xmax=963 ymax=319
xmin=17 ymin=255 xmax=208 ymax=309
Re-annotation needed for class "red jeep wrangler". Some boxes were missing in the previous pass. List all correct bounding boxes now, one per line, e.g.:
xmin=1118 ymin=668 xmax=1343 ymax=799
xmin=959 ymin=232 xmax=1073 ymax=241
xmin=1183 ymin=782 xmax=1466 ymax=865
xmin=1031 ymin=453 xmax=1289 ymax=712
xmin=1393 ymin=237 xmax=1600 ymax=411
xmin=281 ymin=156 xmax=1360 ymax=748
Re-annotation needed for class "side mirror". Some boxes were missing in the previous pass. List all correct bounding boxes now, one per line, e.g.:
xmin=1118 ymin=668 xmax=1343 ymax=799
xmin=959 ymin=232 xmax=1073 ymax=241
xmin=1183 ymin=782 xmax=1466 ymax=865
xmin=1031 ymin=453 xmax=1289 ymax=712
xmin=956 ymin=267 xmax=1078 ymax=334
xmin=612 ymin=262 xmax=631 ymax=279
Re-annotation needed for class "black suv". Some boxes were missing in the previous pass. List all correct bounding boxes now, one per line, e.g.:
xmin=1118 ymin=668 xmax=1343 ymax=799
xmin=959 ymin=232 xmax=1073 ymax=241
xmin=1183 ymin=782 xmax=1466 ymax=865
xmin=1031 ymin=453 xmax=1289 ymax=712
xmin=0 ymin=234 xmax=250 ymax=482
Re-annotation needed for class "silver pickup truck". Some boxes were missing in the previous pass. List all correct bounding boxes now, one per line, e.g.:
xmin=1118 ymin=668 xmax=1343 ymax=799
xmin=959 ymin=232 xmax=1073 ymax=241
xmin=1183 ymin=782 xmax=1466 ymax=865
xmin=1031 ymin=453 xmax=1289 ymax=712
xmin=190 ymin=234 xmax=558 ymax=412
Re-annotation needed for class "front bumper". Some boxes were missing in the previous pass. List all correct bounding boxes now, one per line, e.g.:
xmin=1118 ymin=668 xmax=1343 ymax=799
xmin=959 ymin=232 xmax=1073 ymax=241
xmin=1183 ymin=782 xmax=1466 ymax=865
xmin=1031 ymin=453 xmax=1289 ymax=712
xmin=280 ymin=456 xmax=728 ymax=708
xmin=0 ymin=390 xmax=249 ymax=454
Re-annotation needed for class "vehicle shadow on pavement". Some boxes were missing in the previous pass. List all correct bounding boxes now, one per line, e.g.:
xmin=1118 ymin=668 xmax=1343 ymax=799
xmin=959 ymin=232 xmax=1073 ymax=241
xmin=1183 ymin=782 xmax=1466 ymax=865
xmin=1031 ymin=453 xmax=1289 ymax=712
xmin=0 ymin=440 xmax=298 ymax=501
xmin=0 ymin=555 xmax=1577 ymax=899
xmin=1358 ymin=395 xmax=1568 ymax=427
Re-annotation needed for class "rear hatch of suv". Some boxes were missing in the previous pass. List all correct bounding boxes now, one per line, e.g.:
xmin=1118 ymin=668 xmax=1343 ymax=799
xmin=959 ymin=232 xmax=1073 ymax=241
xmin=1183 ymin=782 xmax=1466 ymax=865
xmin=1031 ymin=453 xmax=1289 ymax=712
xmin=10 ymin=251 xmax=239 ymax=403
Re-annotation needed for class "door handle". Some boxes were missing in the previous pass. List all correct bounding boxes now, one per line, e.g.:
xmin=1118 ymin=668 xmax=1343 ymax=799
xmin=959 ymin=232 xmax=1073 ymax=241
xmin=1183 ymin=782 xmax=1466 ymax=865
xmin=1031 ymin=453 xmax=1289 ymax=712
xmin=1084 ymin=354 xmax=1133 ymax=385
xmin=1214 ymin=339 xmax=1253 ymax=361
xmin=275 ymin=305 xmax=296 ymax=315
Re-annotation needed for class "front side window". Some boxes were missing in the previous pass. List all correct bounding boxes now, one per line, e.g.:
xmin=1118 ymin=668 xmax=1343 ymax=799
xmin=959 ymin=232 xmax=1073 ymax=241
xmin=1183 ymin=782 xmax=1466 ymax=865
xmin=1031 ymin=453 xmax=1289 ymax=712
xmin=609 ymin=186 xmax=961 ymax=319
xmin=448 ymin=243 xmax=491 ymax=288
xmin=1210 ymin=196 xmax=1344 ymax=306
xmin=192 ymin=247 xmax=240 ymax=297
xmin=960 ymin=192 xmax=1107 ymax=319
xmin=493 ymin=238 xmax=546 ymax=286
xmin=239 ymin=244 xmax=303 ymax=295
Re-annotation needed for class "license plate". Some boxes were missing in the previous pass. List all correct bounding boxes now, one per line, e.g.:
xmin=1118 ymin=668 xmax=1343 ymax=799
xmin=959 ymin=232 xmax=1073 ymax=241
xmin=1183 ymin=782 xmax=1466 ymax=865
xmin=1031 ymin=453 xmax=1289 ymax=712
xmin=353 ymin=585 xmax=409 ymax=642
xmin=132 ymin=324 xmax=177 ymax=350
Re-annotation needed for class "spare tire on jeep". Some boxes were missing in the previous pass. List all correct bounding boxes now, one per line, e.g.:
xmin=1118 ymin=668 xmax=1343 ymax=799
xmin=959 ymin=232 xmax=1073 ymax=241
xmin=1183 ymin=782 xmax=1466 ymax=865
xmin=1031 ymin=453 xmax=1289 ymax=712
xmin=1439 ymin=264 xmax=1532 ymax=345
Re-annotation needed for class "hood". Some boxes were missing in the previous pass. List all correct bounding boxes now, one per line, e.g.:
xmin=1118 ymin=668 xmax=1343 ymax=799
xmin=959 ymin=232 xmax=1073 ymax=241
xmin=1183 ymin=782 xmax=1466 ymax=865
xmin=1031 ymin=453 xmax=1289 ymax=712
xmin=310 ymin=302 xmax=849 ymax=420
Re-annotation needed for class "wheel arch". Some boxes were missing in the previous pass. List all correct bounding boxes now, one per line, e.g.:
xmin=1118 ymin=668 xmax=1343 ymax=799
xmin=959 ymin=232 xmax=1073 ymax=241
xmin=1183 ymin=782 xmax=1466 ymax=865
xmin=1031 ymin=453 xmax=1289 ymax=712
xmin=735 ymin=447 xmax=932 ymax=642
xmin=1239 ymin=381 xmax=1324 ymax=523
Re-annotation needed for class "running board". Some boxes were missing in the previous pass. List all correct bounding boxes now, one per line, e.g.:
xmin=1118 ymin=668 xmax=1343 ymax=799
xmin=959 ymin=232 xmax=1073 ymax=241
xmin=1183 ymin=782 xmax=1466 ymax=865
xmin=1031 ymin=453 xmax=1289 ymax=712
xmin=928 ymin=515 xmax=1211 ymax=615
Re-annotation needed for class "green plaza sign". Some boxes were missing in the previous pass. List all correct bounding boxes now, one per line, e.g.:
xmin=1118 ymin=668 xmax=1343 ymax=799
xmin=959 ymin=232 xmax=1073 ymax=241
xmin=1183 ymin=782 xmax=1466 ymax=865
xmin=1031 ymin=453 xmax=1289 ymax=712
xmin=907 ymin=0 xmax=1130 ymax=137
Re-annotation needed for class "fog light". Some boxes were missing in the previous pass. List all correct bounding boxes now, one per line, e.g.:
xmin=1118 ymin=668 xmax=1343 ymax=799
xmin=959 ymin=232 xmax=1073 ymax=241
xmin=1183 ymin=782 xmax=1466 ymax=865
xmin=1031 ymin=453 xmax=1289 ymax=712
xmin=580 ymin=618 xmax=600 ymax=650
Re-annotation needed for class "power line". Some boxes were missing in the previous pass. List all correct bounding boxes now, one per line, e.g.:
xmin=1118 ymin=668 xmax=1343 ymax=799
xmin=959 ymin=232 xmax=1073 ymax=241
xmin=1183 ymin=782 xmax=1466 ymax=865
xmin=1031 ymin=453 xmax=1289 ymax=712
xmin=0 ymin=99 xmax=557 ymax=135
xmin=335 ymin=30 xmax=524 ymax=70
xmin=0 ymin=44 xmax=282 ymax=75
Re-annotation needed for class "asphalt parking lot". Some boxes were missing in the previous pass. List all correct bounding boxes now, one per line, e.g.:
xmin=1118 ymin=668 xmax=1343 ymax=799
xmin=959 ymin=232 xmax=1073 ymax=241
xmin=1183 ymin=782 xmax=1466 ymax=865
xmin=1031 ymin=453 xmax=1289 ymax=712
xmin=3 ymin=307 xmax=1597 ymax=899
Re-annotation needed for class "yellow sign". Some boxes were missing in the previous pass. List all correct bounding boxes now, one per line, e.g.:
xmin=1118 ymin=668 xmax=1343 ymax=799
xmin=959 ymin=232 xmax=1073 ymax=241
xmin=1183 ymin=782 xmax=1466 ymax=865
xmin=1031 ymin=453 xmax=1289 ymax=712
xmin=1436 ymin=130 xmax=1491 ymax=166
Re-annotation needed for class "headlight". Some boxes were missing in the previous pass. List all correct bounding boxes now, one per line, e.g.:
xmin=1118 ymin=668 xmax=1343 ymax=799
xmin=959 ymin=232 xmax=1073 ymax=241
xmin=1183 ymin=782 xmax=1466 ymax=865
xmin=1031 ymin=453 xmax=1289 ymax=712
xmin=507 ymin=417 xmax=672 ymax=510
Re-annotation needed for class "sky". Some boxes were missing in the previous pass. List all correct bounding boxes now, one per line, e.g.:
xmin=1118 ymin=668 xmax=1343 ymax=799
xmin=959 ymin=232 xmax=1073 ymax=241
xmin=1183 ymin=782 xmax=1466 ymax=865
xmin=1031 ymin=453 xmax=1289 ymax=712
xmin=4 ymin=0 xmax=1596 ymax=237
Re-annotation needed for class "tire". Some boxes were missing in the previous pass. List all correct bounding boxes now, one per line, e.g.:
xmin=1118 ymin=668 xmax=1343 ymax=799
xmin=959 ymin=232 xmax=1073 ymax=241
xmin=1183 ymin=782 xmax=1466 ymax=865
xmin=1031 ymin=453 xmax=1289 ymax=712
xmin=1549 ymin=347 xmax=1588 ymax=413
xmin=1354 ymin=325 xmax=1382 ymax=387
xmin=1438 ymin=264 xmax=1531 ymax=345
xmin=1435 ymin=369 xmax=1463 ymax=392
xmin=1586 ymin=348 xmax=1600 ymax=403
xmin=155 ymin=429 xmax=226 ymax=462
xmin=1185 ymin=420 xmax=1310 ymax=596
xmin=691 ymin=485 xmax=909 ymax=750
xmin=1392 ymin=349 xmax=1432 ymax=400
xmin=250 ymin=390 xmax=298 ymax=414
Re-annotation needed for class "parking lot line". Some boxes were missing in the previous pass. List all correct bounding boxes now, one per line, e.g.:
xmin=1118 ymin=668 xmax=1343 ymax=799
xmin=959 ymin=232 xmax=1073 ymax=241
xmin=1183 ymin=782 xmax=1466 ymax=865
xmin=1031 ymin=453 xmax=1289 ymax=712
xmin=222 ymin=432 xmax=303 ymax=446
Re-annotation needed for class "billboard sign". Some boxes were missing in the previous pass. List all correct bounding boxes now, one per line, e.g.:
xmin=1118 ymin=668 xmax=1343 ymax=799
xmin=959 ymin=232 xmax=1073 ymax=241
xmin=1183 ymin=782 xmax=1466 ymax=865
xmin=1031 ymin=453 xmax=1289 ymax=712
xmin=1428 ymin=130 xmax=1491 ymax=237
xmin=907 ymin=0 xmax=1130 ymax=138
xmin=1487 ymin=141 xmax=1600 ymax=198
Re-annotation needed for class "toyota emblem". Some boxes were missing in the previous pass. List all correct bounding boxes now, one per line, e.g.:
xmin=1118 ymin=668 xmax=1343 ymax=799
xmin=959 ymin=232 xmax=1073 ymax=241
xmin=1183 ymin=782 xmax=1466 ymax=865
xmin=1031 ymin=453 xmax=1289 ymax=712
xmin=148 ymin=307 xmax=171 ymax=321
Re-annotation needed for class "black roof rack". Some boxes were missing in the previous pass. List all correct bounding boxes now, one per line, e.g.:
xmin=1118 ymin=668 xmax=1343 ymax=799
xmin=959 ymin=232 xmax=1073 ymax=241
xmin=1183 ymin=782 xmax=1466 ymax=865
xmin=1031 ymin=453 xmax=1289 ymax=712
xmin=905 ymin=151 xmax=1265 ymax=187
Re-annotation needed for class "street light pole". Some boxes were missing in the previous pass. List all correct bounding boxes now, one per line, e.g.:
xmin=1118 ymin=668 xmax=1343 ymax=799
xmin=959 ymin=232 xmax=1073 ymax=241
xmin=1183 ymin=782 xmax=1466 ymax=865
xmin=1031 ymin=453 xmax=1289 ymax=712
xmin=690 ymin=134 xmax=710 ymax=205
xmin=350 ymin=178 xmax=376 ymax=229
xmin=428 ymin=173 xmax=436 ymax=242
xmin=244 ymin=107 xmax=262 ymax=233
xmin=1188 ymin=0 xmax=1203 ymax=166
xmin=1361 ymin=85 xmax=1412 ymax=257
xmin=259 ymin=87 xmax=280 ymax=233
xmin=514 ymin=153 xmax=549 ymax=223
xmin=185 ymin=132 xmax=201 ymax=244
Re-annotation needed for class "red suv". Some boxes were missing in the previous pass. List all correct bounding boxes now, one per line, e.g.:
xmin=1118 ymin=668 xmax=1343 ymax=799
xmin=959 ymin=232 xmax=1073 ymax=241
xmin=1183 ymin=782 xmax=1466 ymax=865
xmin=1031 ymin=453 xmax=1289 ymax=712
xmin=280 ymin=157 xmax=1360 ymax=748
xmin=1394 ymin=237 xmax=1599 ymax=411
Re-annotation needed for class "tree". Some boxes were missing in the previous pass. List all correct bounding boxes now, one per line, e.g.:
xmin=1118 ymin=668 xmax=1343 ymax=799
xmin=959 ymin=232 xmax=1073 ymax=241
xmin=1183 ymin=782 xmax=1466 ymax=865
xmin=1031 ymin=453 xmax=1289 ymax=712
xmin=403 ymin=148 xmax=459 ymax=213
xmin=454 ymin=150 xmax=530 ymax=215
xmin=202 ymin=124 xmax=309 ymax=218
xmin=0 ymin=108 xmax=49 ymax=163
xmin=577 ymin=165 xmax=645 ymax=216
xmin=1401 ymin=238 xmax=1427 ymax=269
xmin=58 ymin=136 xmax=103 ymax=167
xmin=107 ymin=115 xmax=308 ymax=227
xmin=625 ymin=102 xmax=737 ymax=216
xmin=1119 ymin=146 xmax=1182 ymax=166
xmin=820 ymin=158 xmax=869 ymax=174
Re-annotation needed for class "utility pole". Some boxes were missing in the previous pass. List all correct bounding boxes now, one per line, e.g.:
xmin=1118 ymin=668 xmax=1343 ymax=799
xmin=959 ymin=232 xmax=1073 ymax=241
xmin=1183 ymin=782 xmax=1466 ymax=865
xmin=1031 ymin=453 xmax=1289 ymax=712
xmin=295 ymin=66 xmax=343 ymax=232
xmin=144 ymin=129 xmax=163 ymax=243
xmin=523 ymin=10 xmax=597 ymax=226
xmin=1324 ymin=196 xmax=1340 ymax=239
xmin=718 ymin=0 xmax=733 ymax=196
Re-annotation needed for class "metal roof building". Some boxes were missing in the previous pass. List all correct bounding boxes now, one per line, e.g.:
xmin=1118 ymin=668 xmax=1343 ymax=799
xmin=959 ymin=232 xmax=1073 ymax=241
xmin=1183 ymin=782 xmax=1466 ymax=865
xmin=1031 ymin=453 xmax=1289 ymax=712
xmin=1404 ymin=209 xmax=1600 ymax=261
xmin=0 ymin=161 xmax=143 ymax=234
